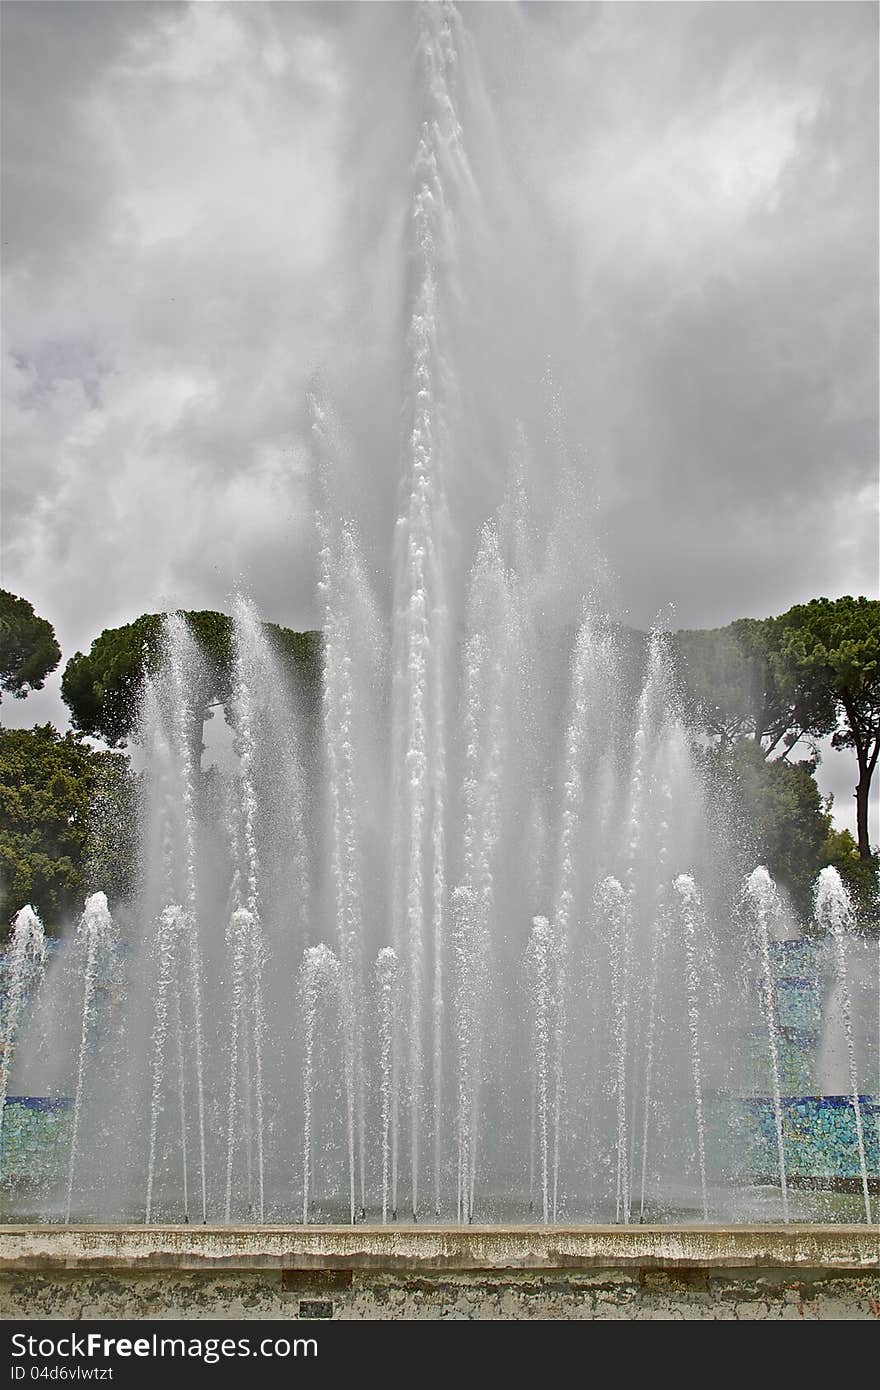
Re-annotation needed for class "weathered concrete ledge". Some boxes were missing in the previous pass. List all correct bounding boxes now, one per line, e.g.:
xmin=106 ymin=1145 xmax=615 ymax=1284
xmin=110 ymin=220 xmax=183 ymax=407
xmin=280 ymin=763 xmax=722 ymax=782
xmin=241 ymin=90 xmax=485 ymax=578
xmin=0 ymin=1223 xmax=877 ymax=1273
xmin=1 ymin=1226 xmax=877 ymax=1319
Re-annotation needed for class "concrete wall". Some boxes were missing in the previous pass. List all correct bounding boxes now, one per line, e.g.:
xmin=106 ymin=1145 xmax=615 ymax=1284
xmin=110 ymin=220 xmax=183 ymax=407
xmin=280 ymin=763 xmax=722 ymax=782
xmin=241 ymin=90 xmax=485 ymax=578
xmin=1 ymin=1226 xmax=877 ymax=1321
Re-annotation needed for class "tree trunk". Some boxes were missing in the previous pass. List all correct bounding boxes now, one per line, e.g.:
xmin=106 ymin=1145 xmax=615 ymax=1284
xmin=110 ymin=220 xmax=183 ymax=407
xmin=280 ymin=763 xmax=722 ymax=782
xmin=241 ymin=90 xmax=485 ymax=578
xmin=855 ymin=759 xmax=872 ymax=861
xmin=840 ymin=693 xmax=876 ymax=862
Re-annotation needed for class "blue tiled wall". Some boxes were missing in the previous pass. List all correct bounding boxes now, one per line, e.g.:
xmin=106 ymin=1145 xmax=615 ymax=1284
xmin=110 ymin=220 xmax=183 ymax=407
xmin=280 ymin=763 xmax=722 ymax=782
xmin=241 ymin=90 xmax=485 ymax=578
xmin=739 ymin=939 xmax=878 ymax=1184
xmin=1 ymin=940 xmax=70 ymax=1186
xmin=741 ymin=1094 xmax=880 ymax=1182
xmin=0 ymin=1097 xmax=71 ymax=1185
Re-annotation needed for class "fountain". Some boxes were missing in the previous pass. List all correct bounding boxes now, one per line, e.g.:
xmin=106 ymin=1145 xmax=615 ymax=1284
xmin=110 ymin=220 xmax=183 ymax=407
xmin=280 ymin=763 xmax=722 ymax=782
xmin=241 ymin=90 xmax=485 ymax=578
xmin=813 ymin=868 xmax=873 ymax=1224
xmin=742 ymin=868 xmax=790 ymax=1220
xmin=0 ymin=907 xmax=46 ymax=1153
xmin=65 ymin=892 xmax=118 ymax=1224
xmin=0 ymin=2 xmax=876 ymax=1236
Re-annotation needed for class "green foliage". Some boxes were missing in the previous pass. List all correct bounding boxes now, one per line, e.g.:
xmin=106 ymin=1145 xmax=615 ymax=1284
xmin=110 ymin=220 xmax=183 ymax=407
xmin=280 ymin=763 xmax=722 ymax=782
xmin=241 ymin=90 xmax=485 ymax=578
xmin=674 ymin=618 xmax=836 ymax=758
xmin=674 ymin=625 xmax=765 ymax=747
xmin=263 ymin=623 xmax=323 ymax=720
xmin=61 ymin=613 xmax=163 ymax=745
xmin=0 ymin=725 xmax=135 ymax=933
xmin=821 ymin=827 xmax=879 ymax=933
xmin=768 ymin=597 xmax=880 ymax=858
xmin=61 ymin=610 xmax=322 ymax=747
xmin=731 ymin=615 xmax=839 ymax=754
xmin=182 ymin=610 xmax=236 ymax=712
xmin=710 ymin=740 xmax=878 ymax=930
xmin=721 ymin=739 xmax=833 ymax=921
xmin=0 ymin=590 xmax=61 ymax=702
xmin=768 ymin=597 xmax=880 ymax=752
xmin=675 ymin=597 xmax=879 ymax=866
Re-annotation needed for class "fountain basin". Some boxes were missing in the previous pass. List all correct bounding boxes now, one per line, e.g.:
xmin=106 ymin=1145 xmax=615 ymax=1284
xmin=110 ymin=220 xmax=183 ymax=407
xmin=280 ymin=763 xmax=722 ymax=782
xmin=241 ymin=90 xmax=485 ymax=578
xmin=0 ymin=1224 xmax=876 ymax=1320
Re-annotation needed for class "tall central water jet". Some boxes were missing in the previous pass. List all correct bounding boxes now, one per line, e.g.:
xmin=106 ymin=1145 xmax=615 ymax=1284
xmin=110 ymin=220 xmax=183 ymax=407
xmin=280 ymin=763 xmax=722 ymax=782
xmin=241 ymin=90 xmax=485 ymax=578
xmin=139 ymin=617 xmax=209 ymax=1224
xmin=453 ymin=524 xmax=523 ymax=1222
xmin=315 ymin=471 xmax=386 ymax=1225
xmin=390 ymin=1 xmax=473 ymax=1218
xmin=551 ymin=616 xmax=619 ymax=1219
xmin=224 ymin=597 xmax=273 ymax=1223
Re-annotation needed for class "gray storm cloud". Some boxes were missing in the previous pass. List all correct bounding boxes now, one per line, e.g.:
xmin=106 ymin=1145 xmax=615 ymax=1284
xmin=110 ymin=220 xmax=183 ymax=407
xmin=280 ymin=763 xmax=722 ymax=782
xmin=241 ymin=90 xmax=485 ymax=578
xmin=1 ymin=1 xmax=877 ymax=829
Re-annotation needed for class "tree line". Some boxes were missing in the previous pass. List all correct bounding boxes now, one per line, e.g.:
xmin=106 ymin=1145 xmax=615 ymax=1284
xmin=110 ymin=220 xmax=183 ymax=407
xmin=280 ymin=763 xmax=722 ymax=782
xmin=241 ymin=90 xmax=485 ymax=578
xmin=1 ymin=587 xmax=877 ymax=933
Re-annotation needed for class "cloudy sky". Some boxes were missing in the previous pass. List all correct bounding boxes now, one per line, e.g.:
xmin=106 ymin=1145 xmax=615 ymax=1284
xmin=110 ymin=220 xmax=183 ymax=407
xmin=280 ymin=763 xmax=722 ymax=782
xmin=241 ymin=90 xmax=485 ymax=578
xmin=1 ymin=1 xmax=877 ymax=829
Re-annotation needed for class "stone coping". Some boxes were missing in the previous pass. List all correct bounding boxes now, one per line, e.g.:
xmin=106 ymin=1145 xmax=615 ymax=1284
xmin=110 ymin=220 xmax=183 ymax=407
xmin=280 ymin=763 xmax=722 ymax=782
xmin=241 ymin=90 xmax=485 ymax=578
xmin=0 ymin=1225 xmax=877 ymax=1273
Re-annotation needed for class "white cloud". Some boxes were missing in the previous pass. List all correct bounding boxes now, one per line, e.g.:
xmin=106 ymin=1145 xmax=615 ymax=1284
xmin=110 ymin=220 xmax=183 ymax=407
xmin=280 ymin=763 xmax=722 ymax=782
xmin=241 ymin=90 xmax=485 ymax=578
xmin=2 ymin=0 xmax=350 ymax=666
xmin=1 ymin=0 xmax=876 ymax=811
